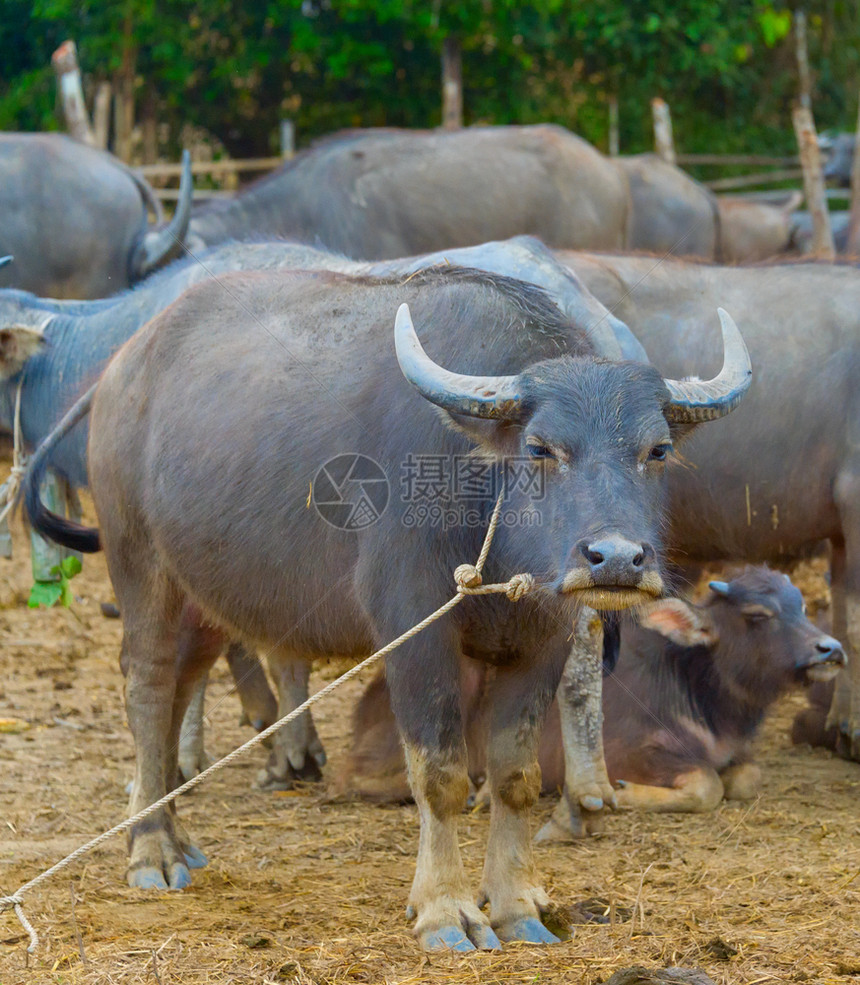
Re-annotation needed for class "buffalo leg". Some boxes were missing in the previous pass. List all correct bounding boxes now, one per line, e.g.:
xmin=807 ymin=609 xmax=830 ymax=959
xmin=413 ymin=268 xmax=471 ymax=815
xmin=226 ymin=642 xmax=277 ymax=732
xmin=165 ymin=613 xmax=224 ymax=869
xmin=258 ymin=650 xmax=325 ymax=789
xmin=177 ymin=672 xmax=213 ymax=782
xmin=829 ymin=482 xmax=860 ymax=759
xmin=386 ymin=625 xmax=500 ymax=953
xmin=535 ymin=609 xmax=616 ymax=843
xmin=478 ymin=653 xmax=564 ymax=944
xmin=614 ymin=767 xmax=724 ymax=813
xmin=120 ymin=577 xmax=193 ymax=890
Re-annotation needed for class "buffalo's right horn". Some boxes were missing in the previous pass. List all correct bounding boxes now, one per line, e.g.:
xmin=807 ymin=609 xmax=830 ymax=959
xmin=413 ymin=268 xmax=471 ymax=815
xmin=394 ymin=303 xmax=522 ymax=419
xmin=129 ymin=149 xmax=194 ymax=280
xmin=0 ymin=256 xmax=12 ymax=269
xmin=663 ymin=308 xmax=752 ymax=423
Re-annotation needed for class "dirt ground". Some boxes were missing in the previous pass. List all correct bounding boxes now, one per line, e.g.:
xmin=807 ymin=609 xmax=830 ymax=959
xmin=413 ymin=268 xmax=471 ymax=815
xmin=1 ymin=499 xmax=859 ymax=985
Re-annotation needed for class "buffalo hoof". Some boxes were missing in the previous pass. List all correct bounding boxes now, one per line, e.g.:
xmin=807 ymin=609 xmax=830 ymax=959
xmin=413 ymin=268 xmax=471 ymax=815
xmin=182 ymin=844 xmax=208 ymax=869
xmin=256 ymin=749 xmax=324 ymax=791
xmin=835 ymin=725 xmax=860 ymax=762
xmin=495 ymin=916 xmax=561 ymax=945
xmin=535 ymin=806 xmax=604 ymax=843
xmin=100 ymin=602 xmax=121 ymax=619
xmin=128 ymin=861 xmax=192 ymax=891
xmin=178 ymin=747 xmax=215 ymax=783
xmin=420 ymin=923 xmax=501 ymax=952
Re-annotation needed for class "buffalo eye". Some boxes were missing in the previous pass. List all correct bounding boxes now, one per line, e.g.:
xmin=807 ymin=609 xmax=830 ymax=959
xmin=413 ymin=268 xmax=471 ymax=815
xmin=740 ymin=603 xmax=775 ymax=623
xmin=648 ymin=443 xmax=673 ymax=462
xmin=527 ymin=442 xmax=555 ymax=461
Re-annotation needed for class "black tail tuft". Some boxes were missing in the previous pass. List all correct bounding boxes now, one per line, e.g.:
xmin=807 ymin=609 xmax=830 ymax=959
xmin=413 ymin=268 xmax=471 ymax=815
xmin=23 ymin=383 xmax=101 ymax=553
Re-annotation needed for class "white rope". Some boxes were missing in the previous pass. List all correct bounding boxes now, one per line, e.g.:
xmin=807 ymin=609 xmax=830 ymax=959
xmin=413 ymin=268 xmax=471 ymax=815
xmin=0 ymin=491 xmax=535 ymax=952
xmin=0 ymin=379 xmax=26 ymax=526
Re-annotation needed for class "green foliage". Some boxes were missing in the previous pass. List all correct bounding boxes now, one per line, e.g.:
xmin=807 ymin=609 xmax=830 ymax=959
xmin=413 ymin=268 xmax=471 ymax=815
xmin=28 ymin=555 xmax=82 ymax=610
xmin=1 ymin=1 xmax=859 ymax=160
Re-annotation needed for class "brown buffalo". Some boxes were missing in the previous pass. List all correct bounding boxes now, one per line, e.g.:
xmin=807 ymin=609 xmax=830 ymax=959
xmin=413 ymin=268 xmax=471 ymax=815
xmin=339 ymin=568 xmax=844 ymax=814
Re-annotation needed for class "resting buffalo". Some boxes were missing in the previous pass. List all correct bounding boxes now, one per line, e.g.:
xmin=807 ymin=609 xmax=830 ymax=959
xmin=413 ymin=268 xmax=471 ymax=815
xmin=716 ymin=194 xmax=803 ymax=263
xmin=340 ymin=567 xmax=844 ymax=812
xmin=26 ymin=265 xmax=750 ymax=950
xmin=0 ymin=133 xmax=192 ymax=298
xmin=820 ymin=132 xmax=855 ymax=187
xmin=543 ymin=251 xmax=860 ymax=791
xmin=183 ymin=126 xmax=794 ymax=263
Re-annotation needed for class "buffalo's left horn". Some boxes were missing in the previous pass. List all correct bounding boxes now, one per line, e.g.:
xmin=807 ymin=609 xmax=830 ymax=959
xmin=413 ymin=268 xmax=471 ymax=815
xmin=0 ymin=256 xmax=12 ymax=269
xmin=394 ymin=303 xmax=522 ymax=419
xmin=130 ymin=149 xmax=194 ymax=280
xmin=663 ymin=308 xmax=752 ymax=423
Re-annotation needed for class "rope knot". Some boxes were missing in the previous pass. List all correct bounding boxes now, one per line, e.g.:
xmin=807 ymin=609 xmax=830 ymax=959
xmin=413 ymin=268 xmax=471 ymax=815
xmin=0 ymin=893 xmax=23 ymax=911
xmin=505 ymin=573 xmax=535 ymax=601
xmin=454 ymin=563 xmax=483 ymax=590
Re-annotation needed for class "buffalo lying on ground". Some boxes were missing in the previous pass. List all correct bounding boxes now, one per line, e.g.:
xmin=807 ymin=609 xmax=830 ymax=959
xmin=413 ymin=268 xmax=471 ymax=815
xmin=26 ymin=264 xmax=750 ymax=951
xmin=339 ymin=567 xmax=844 ymax=811
xmin=0 ymin=133 xmax=192 ymax=298
xmin=184 ymin=126 xmax=796 ymax=263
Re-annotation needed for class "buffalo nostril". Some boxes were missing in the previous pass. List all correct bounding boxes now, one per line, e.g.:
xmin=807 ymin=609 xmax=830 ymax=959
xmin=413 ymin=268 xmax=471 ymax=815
xmin=632 ymin=551 xmax=645 ymax=568
xmin=582 ymin=544 xmax=605 ymax=566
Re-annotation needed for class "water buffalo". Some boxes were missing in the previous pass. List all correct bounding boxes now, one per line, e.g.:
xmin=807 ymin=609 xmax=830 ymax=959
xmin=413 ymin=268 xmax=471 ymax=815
xmin=26 ymin=265 xmax=750 ymax=950
xmin=184 ymin=127 xmax=797 ymax=264
xmin=339 ymin=567 xmax=844 ymax=812
xmin=616 ymin=154 xmax=719 ymax=259
xmin=716 ymin=194 xmax=803 ymax=263
xmin=186 ymin=125 xmax=631 ymax=256
xmin=820 ymin=132 xmax=854 ymax=186
xmin=0 ymin=133 xmax=193 ymax=298
xmin=1 ymin=235 xmax=639 ymax=789
xmin=548 ymin=251 xmax=860 ymax=777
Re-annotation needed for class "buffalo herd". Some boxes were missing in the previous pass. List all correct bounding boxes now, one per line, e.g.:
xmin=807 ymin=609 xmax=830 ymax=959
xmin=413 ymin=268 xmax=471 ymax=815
xmin=1 ymin=120 xmax=857 ymax=953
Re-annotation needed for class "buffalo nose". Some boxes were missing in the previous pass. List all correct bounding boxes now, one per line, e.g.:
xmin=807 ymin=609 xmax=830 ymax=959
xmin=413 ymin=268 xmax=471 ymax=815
xmin=579 ymin=536 xmax=652 ymax=580
xmin=815 ymin=637 xmax=846 ymax=664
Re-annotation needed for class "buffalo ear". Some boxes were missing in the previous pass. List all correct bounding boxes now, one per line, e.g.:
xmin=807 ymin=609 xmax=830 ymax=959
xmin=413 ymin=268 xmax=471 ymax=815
xmin=638 ymin=598 xmax=717 ymax=647
xmin=0 ymin=326 xmax=47 ymax=380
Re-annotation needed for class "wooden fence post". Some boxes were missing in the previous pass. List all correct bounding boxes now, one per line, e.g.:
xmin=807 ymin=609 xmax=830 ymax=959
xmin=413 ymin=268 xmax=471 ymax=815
xmin=280 ymin=119 xmax=295 ymax=159
xmin=845 ymin=94 xmax=860 ymax=254
xmin=51 ymin=41 xmax=95 ymax=146
xmin=651 ymin=97 xmax=675 ymax=165
xmin=792 ymin=105 xmax=835 ymax=258
xmin=442 ymin=37 xmax=463 ymax=130
xmin=92 ymin=82 xmax=112 ymax=150
xmin=608 ymin=95 xmax=619 ymax=157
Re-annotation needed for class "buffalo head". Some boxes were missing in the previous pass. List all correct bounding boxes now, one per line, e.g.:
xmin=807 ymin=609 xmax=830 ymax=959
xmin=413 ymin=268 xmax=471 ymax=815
xmin=395 ymin=304 xmax=751 ymax=611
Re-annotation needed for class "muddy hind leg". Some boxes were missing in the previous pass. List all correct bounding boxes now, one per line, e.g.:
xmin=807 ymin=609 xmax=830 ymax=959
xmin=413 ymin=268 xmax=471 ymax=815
xmin=177 ymin=671 xmax=213 ymax=782
xmin=226 ymin=642 xmax=277 ymax=732
xmin=479 ymin=652 xmax=567 ymax=944
xmin=257 ymin=650 xmax=325 ymax=789
xmin=535 ymin=609 xmax=616 ymax=843
xmin=166 ymin=611 xmax=226 ymax=868
xmin=121 ymin=574 xmax=194 ymax=890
